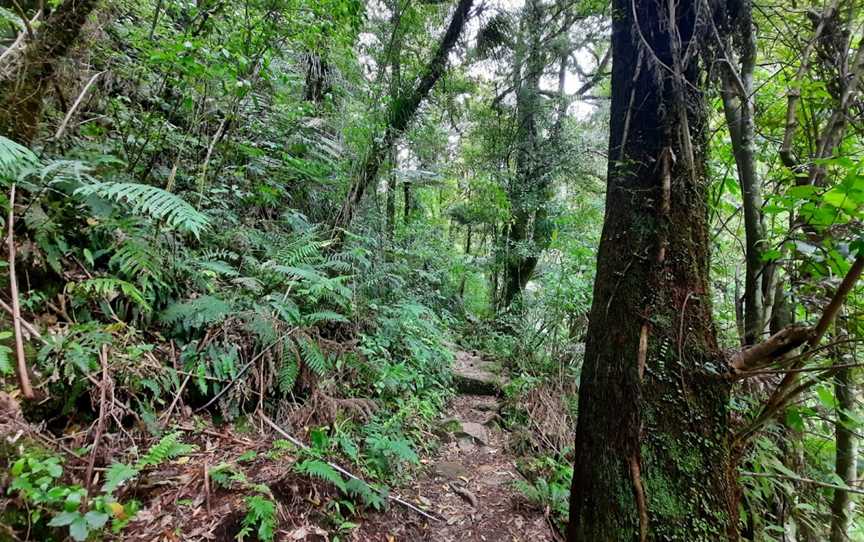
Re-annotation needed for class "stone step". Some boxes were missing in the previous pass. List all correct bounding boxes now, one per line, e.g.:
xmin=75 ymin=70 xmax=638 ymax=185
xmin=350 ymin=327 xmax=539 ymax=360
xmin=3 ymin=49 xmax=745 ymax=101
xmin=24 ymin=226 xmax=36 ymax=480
xmin=452 ymin=351 xmax=506 ymax=396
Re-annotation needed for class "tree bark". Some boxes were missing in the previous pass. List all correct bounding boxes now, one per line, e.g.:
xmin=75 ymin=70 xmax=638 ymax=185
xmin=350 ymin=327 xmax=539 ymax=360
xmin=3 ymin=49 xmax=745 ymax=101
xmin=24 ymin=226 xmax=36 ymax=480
xmin=331 ymin=0 xmax=473 ymax=239
xmin=0 ymin=0 xmax=99 ymax=144
xmin=719 ymin=2 xmax=765 ymax=345
xmin=830 ymin=342 xmax=857 ymax=542
xmin=567 ymin=1 xmax=737 ymax=539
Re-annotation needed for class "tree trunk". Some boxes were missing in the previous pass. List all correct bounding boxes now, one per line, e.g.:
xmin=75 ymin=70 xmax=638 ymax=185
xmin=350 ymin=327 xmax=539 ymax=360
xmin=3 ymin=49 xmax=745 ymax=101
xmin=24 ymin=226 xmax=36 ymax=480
xmin=331 ymin=0 xmax=473 ymax=239
xmin=0 ymin=0 xmax=99 ymax=144
xmin=830 ymin=347 xmax=857 ymax=542
xmin=567 ymin=1 xmax=737 ymax=540
xmin=501 ymin=0 xmax=549 ymax=308
xmin=719 ymin=3 xmax=765 ymax=345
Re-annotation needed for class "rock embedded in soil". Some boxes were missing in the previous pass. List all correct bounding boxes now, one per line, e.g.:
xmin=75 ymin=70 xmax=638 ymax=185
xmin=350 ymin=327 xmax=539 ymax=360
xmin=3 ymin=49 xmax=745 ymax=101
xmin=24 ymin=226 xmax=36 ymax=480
xmin=434 ymin=460 xmax=470 ymax=479
xmin=454 ymin=421 xmax=488 ymax=446
xmin=452 ymin=351 xmax=506 ymax=395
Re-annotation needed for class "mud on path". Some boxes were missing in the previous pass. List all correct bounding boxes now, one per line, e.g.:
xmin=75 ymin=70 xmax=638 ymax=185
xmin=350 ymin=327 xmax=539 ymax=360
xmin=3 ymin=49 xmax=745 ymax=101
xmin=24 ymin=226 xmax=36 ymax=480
xmin=354 ymin=352 xmax=557 ymax=541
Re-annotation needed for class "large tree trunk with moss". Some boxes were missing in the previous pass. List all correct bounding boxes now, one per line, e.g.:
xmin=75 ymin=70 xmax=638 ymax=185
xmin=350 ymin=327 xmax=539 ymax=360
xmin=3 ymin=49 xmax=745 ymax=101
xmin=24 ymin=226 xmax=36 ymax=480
xmin=0 ymin=0 xmax=99 ymax=144
xmin=567 ymin=1 xmax=738 ymax=540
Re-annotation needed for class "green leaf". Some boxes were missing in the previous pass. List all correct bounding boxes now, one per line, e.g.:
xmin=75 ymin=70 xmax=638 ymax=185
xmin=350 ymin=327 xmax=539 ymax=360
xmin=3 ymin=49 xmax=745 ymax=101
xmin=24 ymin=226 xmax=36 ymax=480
xmin=48 ymin=511 xmax=79 ymax=527
xmin=816 ymin=384 xmax=836 ymax=409
xmin=84 ymin=510 xmax=109 ymax=529
xmin=69 ymin=516 xmax=90 ymax=541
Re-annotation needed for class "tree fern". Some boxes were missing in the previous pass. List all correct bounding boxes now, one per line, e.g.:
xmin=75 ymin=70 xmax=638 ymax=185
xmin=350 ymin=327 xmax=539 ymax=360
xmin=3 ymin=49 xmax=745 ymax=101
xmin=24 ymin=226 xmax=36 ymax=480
xmin=74 ymin=182 xmax=209 ymax=236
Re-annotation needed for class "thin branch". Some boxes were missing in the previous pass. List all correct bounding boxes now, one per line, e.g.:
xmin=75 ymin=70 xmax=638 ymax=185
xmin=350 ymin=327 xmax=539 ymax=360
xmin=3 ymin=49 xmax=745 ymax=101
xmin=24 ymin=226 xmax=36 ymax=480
xmin=84 ymin=345 xmax=110 ymax=503
xmin=7 ymin=185 xmax=34 ymax=399
xmin=259 ymin=412 xmax=444 ymax=523
xmin=740 ymin=471 xmax=864 ymax=496
xmin=53 ymin=71 xmax=105 ymax=140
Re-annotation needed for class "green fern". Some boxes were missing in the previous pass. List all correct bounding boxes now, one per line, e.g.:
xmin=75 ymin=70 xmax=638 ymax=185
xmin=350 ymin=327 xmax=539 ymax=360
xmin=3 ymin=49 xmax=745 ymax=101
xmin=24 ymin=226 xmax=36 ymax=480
xmin=136 ymin=432 xmax=197 ymax=468
xmin=296 ymin=336 xmax=326 ymax=376
xmin=68 ymin=277 xmax=151 ymax=312
xmin=161 ymin=295 xmax=232 ymax=331
xmin=0 ymin=136 xmax=38 ymax=183
xmin=294 ymin=459 xmax=346 ymax=492
xmin=277 ymin=345 xmax=299 ymax=394
xmin=109 ymin=240 xmax=165 ymax=289
xmin=75 ymin=181 xmax=209 ymax=236
xmin=301 ymin=310 xmax=349 ymax=326
xmin=239 ymin=493 xmax=277 ymax=542
xmin=344 ymin=478 xmax=386 ymax=511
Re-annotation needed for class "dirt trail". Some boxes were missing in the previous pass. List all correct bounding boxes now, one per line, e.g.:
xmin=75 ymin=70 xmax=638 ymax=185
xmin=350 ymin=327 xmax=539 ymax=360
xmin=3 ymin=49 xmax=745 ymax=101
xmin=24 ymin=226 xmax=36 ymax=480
xmin=356 ymin=352 xmax=557 ymax=541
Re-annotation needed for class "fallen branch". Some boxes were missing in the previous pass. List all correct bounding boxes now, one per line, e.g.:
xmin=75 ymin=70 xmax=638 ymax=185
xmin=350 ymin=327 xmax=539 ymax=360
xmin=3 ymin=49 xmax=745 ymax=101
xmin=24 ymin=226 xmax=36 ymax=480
xmin=0 ymin=298 xmax=47 ymax=344
xmin=258 ymin=412 xmax=443 ymax=523
xmin=7 ymin=185 xmax=34 ymax=399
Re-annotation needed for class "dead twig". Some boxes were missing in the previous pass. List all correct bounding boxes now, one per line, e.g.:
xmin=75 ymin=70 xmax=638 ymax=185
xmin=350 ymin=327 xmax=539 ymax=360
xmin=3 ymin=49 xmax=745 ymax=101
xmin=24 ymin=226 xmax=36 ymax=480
xmin=160 ymin=372 xmax=191 ymax=425
xmin=53 ymin=71 xmax=105 ymax=140
xmin=84 ymin=345 xmax=110 ymax=503
xmin=7 ymin=185 xmax=34 ymax=399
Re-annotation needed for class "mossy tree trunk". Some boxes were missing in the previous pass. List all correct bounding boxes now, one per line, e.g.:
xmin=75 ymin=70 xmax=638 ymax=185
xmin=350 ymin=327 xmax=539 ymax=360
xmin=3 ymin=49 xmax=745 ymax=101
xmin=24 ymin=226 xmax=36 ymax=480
xmin=0 ymin=0 xmax=99 ymax=144
xmin=567 ymin=0 xmax=738 ymax=540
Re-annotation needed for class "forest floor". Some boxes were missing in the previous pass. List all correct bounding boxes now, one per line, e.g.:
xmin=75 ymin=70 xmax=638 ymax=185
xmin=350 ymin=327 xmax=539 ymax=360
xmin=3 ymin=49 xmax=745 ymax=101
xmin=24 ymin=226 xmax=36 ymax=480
xmin=356 ymin=352 xmax=557 ymax=541
xmin=3 ymin=352 xmax=556 ymax=541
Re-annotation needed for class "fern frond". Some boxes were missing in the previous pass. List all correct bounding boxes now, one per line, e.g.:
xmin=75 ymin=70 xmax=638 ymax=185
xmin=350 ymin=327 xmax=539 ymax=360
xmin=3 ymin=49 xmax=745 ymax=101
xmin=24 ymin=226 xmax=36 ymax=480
xmin=301 ymin=310 xmax=348 ymax=326
xmin=294 ymin=459 xmax=346 ymax=492
xmin=75 ymin=181 xmax=209 ymax=236
xmin=161 ymin=295 xmax=232 ymax=331
xmin=0 ymin=136 xmax=38 ymax=183
xmin=277 ymin=347 xmax=298 ymax=395
xmin=136 ymin=432 xmax=197 ymax=468
xmin=67 ymin=277 xmax=151 ymax=312
xmin=296 ymin=335 xmax=326 ymax=376
xmin=110 ymin=240 xmax=164 ymax=286
xmin=265 ymin=295 xmax=301 ymax=325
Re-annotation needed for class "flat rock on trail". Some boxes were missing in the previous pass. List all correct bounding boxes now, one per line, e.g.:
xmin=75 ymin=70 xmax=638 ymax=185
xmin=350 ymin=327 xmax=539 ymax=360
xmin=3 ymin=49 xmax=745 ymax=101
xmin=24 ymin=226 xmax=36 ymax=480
xmin=452 ymin=351 xmax=506 ymax=396
xmin=355 ymin=353 xmax=556 ymax=542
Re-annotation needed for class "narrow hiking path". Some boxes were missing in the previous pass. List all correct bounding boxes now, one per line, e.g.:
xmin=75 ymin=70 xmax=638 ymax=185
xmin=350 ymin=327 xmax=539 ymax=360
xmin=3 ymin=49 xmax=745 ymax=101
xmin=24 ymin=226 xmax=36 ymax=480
xmin=356 ymin=352 xmax=558 ymax=542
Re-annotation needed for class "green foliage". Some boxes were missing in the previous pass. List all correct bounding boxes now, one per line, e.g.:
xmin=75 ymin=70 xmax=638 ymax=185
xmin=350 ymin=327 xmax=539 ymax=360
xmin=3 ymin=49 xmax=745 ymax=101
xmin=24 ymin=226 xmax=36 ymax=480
xmin=136 ymin=432 xmax=198 ymax=468
xmin=0 ymin=136 xmax=38 ymax=183
xmin=295 ymin=459 xmax=347 ymax=493
xmin=75 ymin=182 xmax=209 ymax=236
xmin=238 ymin=492 xmax=277 ymax=542
xmin=514 ymin=454 xmax=573 ymax=533
xmin=6 ymin=450 xmax=138 ymax=541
